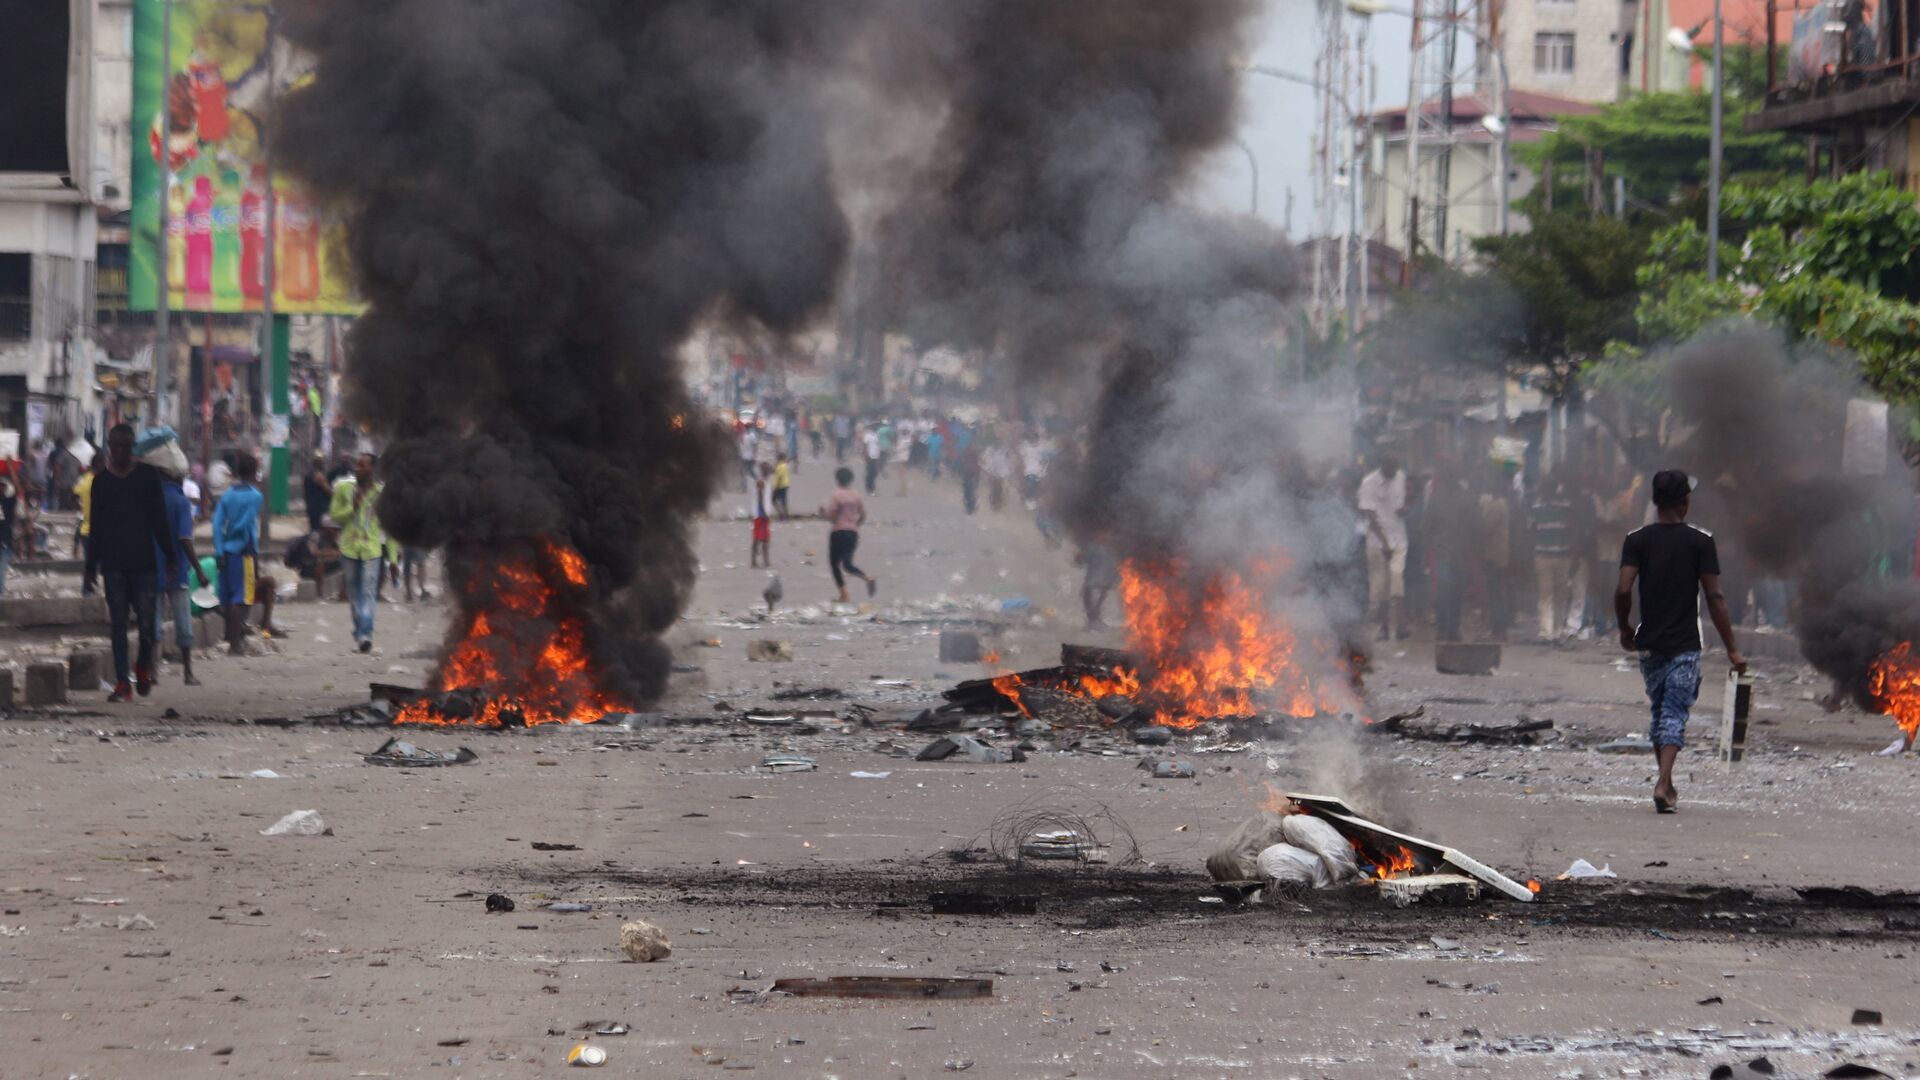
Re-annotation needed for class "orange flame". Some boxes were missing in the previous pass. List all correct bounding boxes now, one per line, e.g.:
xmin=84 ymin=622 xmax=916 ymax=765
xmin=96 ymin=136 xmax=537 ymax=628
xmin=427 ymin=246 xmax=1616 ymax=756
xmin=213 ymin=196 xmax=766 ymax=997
xmin=1526 ymin=879 xmax=1543 ymax=894
xmin=1366 ymin=843 xmax=1420 ymax=880
xmin=1868 ymin=641 xmax=1920 ymax=741
xmin=397 ymin=539 xmax=626 ymax=727
xmin=1115 ymin=559 xmax=1342 ymax=729
xmin=992 ymin=672 xmax=1033 ymax=718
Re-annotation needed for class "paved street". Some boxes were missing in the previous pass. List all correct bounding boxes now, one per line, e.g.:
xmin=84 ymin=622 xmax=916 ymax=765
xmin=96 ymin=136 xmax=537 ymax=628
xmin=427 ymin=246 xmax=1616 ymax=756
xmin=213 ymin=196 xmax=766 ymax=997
xmin=3 ymin=463 xmax=1918 ymax=1079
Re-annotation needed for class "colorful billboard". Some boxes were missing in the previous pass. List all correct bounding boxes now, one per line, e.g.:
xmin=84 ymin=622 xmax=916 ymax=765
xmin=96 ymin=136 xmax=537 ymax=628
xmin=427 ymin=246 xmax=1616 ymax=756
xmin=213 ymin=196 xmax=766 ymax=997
xmin=129 ymin=0 xmax=359 ymax=314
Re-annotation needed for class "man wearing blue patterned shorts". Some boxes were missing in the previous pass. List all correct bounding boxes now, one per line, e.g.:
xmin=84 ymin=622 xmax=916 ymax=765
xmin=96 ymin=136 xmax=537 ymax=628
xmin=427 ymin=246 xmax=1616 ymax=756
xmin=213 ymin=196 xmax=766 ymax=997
xmin=1615 ymin=470 xmax=1745 ymax=814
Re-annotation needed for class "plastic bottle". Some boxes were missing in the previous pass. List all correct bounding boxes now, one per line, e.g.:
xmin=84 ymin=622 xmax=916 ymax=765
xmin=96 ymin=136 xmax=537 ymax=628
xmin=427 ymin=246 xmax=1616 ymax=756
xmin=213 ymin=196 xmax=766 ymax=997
xmin=278 ymin=192 xmax=321 ymax=303
xmin=240 ymin=165 xmax=267 ymax=304
xmin=212 ymin=170 xmax=242 ymax=308
xmin=165 ymin=179 xmax=188 ymax=298
xmin=188 ymin=48 xmax=229 ymax=143
xmin=185 ymin=176 xmax=214 ymax=309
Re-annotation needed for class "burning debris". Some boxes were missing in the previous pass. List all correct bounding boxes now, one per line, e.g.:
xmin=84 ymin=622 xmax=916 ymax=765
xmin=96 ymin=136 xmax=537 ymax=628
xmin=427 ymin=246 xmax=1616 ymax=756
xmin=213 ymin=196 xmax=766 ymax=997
xmin=1208 ymin=794 xmax=1536 ymax=905
xmin=949 ymin=641 xmax=1358 ymax=735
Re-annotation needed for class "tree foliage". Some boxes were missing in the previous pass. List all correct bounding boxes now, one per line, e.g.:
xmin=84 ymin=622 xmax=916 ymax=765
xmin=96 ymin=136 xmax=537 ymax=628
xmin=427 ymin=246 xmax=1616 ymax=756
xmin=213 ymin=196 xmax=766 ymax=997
xmin=1628 ymin=172 xmax=1920 ymax=403
xmin=1519 ymin=89 xmax=1802 ymax=214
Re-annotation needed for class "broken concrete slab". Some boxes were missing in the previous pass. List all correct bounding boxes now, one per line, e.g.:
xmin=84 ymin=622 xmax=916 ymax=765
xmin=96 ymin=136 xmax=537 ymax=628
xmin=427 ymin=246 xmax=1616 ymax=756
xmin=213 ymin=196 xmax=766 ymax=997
xmin=24 ymin=662 xmax=68 ymax=706
xmin=1379 ymin=874 xmax=1483 ymax=908
xmin=0 ymin=596 xmax=108 ymax=629
xmin=916 ymin=733 xmax=1023 ymax=764
xmin=67 ymin=649 xmax=103 ymax=690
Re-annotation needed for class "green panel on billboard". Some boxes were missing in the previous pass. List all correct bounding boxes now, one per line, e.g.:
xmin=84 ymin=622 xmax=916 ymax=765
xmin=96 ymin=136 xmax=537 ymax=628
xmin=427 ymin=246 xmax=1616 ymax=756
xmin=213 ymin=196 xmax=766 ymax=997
xmin=130 ymin=0 xmax=360 ymax=315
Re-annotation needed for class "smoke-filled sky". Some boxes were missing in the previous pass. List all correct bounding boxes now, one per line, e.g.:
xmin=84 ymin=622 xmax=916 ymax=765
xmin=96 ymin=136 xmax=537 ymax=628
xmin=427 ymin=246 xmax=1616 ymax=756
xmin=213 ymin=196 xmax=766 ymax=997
xmin=1194 ymin=2 xmax=1413 ymax=233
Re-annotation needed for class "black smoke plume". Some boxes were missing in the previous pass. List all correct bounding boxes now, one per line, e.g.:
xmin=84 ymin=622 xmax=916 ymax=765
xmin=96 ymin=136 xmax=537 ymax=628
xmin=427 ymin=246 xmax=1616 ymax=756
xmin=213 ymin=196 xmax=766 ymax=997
xmin=277 ymin=1 xmax=853 ymax=705
xmin=1660 ymin=331 xmax=1919 ymax=706
xmin=868 ymin=0 xmax=1362 ymax=694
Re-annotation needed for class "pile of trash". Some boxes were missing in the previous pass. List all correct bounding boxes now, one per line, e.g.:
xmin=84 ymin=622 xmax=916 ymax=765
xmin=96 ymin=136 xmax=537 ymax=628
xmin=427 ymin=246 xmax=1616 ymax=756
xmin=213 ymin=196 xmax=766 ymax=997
xmin=1208 ymin=810 xmax=1359 ymax=891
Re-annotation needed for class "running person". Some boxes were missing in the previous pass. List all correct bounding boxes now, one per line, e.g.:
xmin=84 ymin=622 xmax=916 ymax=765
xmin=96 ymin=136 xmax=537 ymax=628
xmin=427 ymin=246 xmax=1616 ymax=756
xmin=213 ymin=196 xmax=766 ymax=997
xmin=820 ymin=467 xmax=876 ymax=603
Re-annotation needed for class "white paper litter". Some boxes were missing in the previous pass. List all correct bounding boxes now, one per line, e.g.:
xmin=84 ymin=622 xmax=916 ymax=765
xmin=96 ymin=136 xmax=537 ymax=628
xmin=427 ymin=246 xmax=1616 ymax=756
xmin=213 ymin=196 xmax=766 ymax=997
xmin=1558 ymin=858 xmax=1616 ymax=880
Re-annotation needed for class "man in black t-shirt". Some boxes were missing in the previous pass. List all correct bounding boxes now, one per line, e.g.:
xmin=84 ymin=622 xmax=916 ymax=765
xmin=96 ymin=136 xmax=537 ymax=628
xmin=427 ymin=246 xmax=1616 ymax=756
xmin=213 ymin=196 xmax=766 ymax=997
xmin=84 ymin=424 xmax=178 ymax=702
xmin=1615 ymin=470 xmax=1746 ymax=814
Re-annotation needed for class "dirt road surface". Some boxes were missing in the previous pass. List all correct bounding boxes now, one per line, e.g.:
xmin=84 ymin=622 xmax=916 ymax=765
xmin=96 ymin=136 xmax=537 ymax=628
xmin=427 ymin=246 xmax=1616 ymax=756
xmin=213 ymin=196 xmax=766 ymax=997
xmin=3 ymin=456 xmax=1918 ymax=1079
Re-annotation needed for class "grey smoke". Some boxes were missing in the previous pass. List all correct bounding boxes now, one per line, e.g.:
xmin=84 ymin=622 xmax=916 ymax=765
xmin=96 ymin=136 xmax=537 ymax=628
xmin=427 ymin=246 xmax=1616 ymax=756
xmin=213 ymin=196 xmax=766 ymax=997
xmin=1658 ymin=330 xmax=1918 ymax=706
xmin=277 ymin=0 xmax=1362 ymax=710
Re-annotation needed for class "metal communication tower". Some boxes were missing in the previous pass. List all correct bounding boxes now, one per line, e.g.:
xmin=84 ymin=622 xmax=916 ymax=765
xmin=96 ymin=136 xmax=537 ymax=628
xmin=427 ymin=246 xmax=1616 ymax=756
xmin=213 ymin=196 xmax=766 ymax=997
xmin=1400 ymin=0 xmax=1499 ymax=270
xmin=1307 ymin=0 xmax=1371 ymax=334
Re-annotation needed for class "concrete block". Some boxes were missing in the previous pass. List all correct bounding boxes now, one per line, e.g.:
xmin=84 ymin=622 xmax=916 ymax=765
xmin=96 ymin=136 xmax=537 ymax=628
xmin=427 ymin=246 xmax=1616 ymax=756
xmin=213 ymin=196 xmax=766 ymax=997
xmin=24 ymin=662 xmax=68 ymax=706
xmin=1379 ymin=873 xmax=1483 ymax=908
xmin=68 ymin=649 xmax=103 ymax=690
xmin=0 ymin=668 xmax=13 ymax=710
xmin=938 ymin=630 xmax=982 ymax=663
xmin=1435 ymin=641 xmax=1500 ymax=676
xmin=0 ymin=596 xmax=108 ymax=629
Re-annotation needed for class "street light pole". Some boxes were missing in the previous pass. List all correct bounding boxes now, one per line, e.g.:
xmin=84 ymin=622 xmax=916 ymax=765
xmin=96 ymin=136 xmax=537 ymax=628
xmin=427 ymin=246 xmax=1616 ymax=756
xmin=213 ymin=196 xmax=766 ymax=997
xmin=1234 ymin=138 xmax=1260 ymax=217
xmin=154 ymin=0 xmax=174 ymax=424
xmin=1707 ymin=0 xmax=1724 ymax=281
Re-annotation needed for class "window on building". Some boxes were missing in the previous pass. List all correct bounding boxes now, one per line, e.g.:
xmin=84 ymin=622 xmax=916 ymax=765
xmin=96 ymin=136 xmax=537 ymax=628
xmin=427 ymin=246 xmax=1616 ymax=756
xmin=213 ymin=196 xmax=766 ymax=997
xmin=1535 ymin=32 xmax=1576 ymax=75
xmin=0 ymin=254 xmax=31 ymax=339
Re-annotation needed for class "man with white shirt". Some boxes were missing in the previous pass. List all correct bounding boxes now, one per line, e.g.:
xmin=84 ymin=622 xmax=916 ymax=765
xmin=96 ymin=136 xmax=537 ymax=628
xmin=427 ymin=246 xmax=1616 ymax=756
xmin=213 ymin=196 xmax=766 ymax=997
xmin=1356 ymin=452 xmax=1409 ymax=641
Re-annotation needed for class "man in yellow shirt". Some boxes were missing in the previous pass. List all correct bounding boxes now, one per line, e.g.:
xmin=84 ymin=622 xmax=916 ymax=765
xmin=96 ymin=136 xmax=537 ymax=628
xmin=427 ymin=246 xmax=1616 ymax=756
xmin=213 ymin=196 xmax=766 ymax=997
xmin=74 ymin=460 xmax=98 ymax=594
xmin=329 ymin=453 xmax=387 ymax=654
xmin=772 ymin=453 xmax=791 ymax=520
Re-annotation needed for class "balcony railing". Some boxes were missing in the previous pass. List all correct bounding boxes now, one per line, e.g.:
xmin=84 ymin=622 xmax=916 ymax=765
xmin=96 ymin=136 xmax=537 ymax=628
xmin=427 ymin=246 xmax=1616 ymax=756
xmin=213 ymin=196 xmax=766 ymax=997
xmin=1767 ymin=0 xmax=1919 ymax=96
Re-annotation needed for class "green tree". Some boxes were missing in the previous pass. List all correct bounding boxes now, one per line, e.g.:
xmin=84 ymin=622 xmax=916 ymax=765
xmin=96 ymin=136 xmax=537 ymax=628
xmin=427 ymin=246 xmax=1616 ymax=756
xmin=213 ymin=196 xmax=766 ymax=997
xmin=1625 ymin=172 xmax=1920 ymax=403
xmin=1520 ymin=78 xmax=1801 ymax=217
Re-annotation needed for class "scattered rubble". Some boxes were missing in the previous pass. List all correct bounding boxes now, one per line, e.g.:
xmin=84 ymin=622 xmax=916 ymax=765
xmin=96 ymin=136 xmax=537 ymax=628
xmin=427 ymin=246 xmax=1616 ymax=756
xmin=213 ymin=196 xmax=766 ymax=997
xmin=363 ymin=737 xmax=478 ymax=767
xmin=747 ymin=640 xmax=794 ymax=662
xmin=260 ymin=810 xmax=330 ymax=836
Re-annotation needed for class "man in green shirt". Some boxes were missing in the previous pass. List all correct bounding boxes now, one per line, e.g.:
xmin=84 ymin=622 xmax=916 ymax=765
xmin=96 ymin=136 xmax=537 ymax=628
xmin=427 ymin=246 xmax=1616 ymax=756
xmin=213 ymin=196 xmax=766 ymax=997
xmin=329 ymin=453 xmax=386 ymax=653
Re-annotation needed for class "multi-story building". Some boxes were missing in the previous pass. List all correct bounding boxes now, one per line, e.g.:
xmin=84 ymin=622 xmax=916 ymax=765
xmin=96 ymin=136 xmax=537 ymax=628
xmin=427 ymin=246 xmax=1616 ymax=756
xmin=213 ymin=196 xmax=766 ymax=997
xmin=1748 ymin=0 xmax=1920 ymax=195
xmin=0 ymin=0 xmax=104 ymax=445
xmin=1497 ymin=0 xmax=1786 ymax=104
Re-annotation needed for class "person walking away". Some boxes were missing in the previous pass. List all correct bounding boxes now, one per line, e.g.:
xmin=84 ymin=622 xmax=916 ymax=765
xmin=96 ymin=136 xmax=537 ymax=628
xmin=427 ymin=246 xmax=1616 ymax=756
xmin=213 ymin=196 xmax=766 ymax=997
xmin=0 ymin=467 xmax=14 ymax=597
xmin=894 ymin=424 xmax=913 ymax=496
xmin=84 ymin=424 xmax=176 ymax=701
xmin=771 ymin=453 xmax=792 ymax=520
xmin=750 ymin=462 xmax=773 ymax=569
xmin=1356 ymin=452 xmax=1408 ymax=641
xmin=959 ymin=442 xmax=982 ymax=514
xmin=1477 ymin=467 xmax=1514 ymax=640
xmin=925 ymin=427 xmax=945 ymax=481
xmin=833 ymin=412 xmax=852 ymax=463
xmin=330 ymin=452 xmax=387 ymax=653
xmin=211 ymin=453 xmax=267 ymax=655
xmin=737 ymin=423 xmax=759 ymax=494
xmin=1078 ymin=540 xmax=1121 ymax=629
xmin=1529 ymin=471 xmax=1583 ymax=641
xmin=784 ymin=408 xmax=801 ymax=468
xmin=1616 ymin=469 xmax=1744 ymax=813
xmin=303 ymin=451 xmax=333 ymax=534
xmin=863 ymin=425 xmax=884 ymax=496
xmin=401 ymin=543 xmax=432 ymax=601
xmin=984 ymin=440 xmax=1010 ymax=512
xmin=73 ymin=457 xmax=99 ymax=589
xmin=153 ymin=466 xmax=211 ymax=684
xmin=1425 ymin=466 xmax=1478 ymax=641
xmin=820 ymin=466 xmax=876 ymax=602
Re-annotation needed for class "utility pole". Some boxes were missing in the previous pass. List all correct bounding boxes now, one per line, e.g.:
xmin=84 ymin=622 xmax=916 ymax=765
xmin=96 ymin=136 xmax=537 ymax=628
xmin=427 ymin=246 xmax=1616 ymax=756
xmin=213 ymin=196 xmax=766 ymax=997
xmin=1707 ymin=0 xmax=1724 ymax=281
xmin=154 ymin=0 xmax=174 ymax=424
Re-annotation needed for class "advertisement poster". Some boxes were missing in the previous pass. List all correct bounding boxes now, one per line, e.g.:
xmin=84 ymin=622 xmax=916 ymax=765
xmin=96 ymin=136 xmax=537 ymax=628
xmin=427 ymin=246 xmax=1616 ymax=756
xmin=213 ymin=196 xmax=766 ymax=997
xmin=129 ymin=0 xmax=359 ymax=314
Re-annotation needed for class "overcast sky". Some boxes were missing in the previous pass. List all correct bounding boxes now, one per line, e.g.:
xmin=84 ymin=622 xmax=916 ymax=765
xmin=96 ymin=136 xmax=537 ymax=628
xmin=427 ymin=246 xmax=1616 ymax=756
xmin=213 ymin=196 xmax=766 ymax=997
xmin=1194 ymin=0 xmax=1414 ymax=236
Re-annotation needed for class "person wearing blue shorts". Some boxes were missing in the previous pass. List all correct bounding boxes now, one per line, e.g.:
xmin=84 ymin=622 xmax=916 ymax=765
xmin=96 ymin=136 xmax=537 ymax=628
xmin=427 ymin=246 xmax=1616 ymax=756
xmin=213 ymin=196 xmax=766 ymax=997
xmin=1615 ymin=470 xmax=1746 ymax=814
xmin=212 ymin=453 xmax=265 ymax=656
